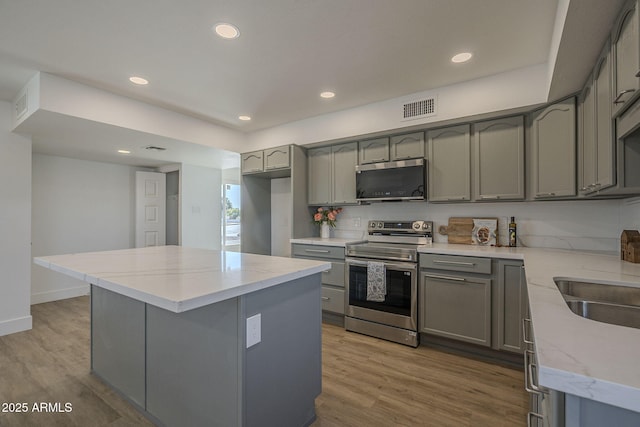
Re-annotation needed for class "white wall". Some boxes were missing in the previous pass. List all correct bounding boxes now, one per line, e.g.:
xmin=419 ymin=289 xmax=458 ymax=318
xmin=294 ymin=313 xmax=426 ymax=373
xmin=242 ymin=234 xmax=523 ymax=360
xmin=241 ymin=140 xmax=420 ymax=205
xmin=621 ymin=197 xmax=640 ymax=231
xmin=246 ymin=64 xmax=548 ymax=151
xmin=0 ymin=101 xmax=32 ymax=336
xmin=181 ymin=164 xmax=222 ymax=250
xmin=328 ymin=199 xmax=625 ymax=252
xmin=31 ymin=154 xmax=147 ymax=304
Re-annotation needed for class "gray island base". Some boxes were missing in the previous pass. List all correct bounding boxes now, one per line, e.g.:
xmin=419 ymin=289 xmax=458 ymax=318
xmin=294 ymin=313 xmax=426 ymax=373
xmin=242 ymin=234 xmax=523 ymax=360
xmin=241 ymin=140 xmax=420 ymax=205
xmin=91 ymin=274 xmax=321 ymax=427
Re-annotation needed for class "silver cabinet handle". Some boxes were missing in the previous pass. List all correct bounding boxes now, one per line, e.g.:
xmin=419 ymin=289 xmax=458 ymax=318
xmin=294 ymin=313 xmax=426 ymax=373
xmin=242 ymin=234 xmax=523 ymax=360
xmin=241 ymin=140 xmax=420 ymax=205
xmin=432 ymin=260 xmax=476 ymax=267
xmin=535 ymin=192 xmax=556 ymax=197
xmin=305 ymin=249 xmax=330 ymax=253
xmin=527 ymin=412 xmax=544 ymax=427
xmin=423 ymin=273 xmax=466 ymax=282
xmin=525 ymin=350 xmax=547 ymax=394
xmin=445 ymin=197 xmax=467 ymax=201
xmin=367 ymin=158 xmax=386 ymax=163
xmin=523 ymin=318 xmax=534 ymax=345
xmin=614 ymin=89 xmax=636 ymax=104
xmin=480 ymin=195 xmax=500 ymax=200
xmin=635 ymin=70 xmax=640 ymax=78
xmin=321 ymin=296 xmax=330 ymax=301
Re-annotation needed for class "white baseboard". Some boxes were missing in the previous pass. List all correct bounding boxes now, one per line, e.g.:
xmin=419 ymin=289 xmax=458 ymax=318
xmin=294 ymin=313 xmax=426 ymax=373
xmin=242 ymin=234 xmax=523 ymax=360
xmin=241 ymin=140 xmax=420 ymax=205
xmin=0 ymin=315 xmax=33 ymax=337
xmin=31 ymin=285 xmax=90 ymax=305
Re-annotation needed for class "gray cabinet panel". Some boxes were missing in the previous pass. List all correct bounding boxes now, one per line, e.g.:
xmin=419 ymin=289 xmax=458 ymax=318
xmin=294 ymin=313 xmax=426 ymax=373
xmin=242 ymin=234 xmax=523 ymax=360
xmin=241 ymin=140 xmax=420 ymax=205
xmin=531 ymin=98 xmax=576 ymax=199
xmin=390 ymin=132 xmax=425 ymax=160
xmin=307 ymin=147 xmax=332 ymax=205
xmin=473 ymin=116 xmax=525 ymax=200
xmin=496 ymin=260 xmax=526 ymax=354
xmin=427 ymin=124 xmax=471 ymax=202
xmin=359 ymin=137 xmax=390 ymax=164
xmin=419 ymin=253 xmax=491 ymax=274
xmin=91 ymin=286 xmax=146 ymax=408
xmin=613 ymin=0 xmax=640 ymax=116
xmin=264 ymin=145 xmax=290 ymax=170
xmin=146 ymin=299 xmax=240 ymax=427
xmin=241 ymin=150 xmax=264 ymax=174
xmin=332 ymin=142 xmax=358 ymax=204
xmin=291 ymin=243 xmax=345 ymax=260
xmin=420 ymin=272 xmax=492 ymax=347
xmin=579 ymin=83 xmax=597 ymax=193
xmin=595 ymin=45 xmax=615 ymax=191
xmin=322 ymin=286 xmax=345 ymax=314
xmin=322 ymin=261 xmax=345 ymax=287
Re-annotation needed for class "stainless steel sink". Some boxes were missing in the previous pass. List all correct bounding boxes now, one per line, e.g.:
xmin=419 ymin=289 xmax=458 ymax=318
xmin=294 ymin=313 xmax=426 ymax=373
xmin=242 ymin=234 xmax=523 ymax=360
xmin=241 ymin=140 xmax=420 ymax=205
xmin=554 ymin=280 xmax=640 ymax=329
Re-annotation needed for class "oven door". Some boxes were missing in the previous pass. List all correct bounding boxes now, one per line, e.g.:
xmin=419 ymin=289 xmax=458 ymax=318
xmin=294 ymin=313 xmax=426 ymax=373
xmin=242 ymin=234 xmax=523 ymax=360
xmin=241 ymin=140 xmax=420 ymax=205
xmin=345 ymin=258 xmax=417 ymax=330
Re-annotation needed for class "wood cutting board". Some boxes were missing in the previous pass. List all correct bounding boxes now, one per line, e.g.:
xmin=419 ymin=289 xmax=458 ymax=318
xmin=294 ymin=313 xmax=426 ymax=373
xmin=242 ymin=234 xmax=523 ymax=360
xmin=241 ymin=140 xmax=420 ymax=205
xmin=440 ymin=217 xmax=499 ymax=245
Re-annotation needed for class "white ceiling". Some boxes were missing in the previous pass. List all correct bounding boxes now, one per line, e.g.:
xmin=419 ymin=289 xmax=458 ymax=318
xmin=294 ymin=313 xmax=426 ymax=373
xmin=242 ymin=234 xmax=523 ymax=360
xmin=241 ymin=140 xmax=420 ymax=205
xmin=0 ymin=0 xmax=627 ymax=166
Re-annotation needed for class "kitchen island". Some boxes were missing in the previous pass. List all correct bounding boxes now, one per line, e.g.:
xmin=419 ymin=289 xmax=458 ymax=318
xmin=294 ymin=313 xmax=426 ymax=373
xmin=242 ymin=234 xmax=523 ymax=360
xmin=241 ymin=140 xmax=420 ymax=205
xmin=34 ymin=246 xmax=331 ymax=427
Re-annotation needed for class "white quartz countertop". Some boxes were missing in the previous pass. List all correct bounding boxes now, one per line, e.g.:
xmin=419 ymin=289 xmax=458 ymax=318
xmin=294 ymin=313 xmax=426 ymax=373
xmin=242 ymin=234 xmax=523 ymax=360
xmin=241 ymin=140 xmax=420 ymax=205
xmin=419 ymin=243 xmax=640 ymax=413
xmin=290 ymin=237 xmax=366 ymax=247
xmin=34 ymin=246 xmax=330 ymax=313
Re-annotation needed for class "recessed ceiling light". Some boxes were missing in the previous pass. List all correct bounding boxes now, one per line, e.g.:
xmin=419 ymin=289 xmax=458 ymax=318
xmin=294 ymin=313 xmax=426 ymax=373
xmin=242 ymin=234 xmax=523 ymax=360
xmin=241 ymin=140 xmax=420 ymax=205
xmin=320 ymin=91 xmax=335 ymax=99
xmin=214 ymin=23 xmax=240 ymax=39
xmin=451 ymin=52 xmax=473 ymax=63
xmin=238 ymin=115 xmax=251 ymax=121
xmin=129 ymin=76 xmax=149 ymax=85
xmin=117 ymin=150 xmax=131 ymax=154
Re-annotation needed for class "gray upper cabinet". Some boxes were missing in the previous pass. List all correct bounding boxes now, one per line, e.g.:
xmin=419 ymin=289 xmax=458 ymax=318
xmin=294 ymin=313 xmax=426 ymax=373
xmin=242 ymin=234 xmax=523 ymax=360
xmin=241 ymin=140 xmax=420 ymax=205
xmin=264 ymin=146 xmax=290 ymax=170
xmin=241 ymin=145 xmax=290 ymax=175
xmin=473 ymin=116 xmax=525 ymax=201
xmin=531 ymin=98 xmax=577 ymax=199
xmin=241 ymin=150 xmax=264 ymax=174
xmin=331 ymin=143 xmax=358 ymax=204
xmin=427 ymin=124 xmax=471 ymax=202
xmin=308 ymin=143 xmax=357 ymax=205
xmin=358 ymin=137 xmax=389 ymax=164
xmin=612 ymin=0 xmax=640 ymax=117
xmin=595 ymin=44 xmax=615 ymax=191
xmin=390 ymin=132 xmax=425 ymax=160
xmin=579 ymin=81 xmax=597 ymax=194
xmin=307 ymin=147 xmax=332 ymax=205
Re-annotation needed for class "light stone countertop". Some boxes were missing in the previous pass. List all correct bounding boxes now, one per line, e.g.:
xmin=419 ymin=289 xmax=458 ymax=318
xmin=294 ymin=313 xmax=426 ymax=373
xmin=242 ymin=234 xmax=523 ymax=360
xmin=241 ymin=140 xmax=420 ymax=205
xmin=290 ymin=237 xmax=366 ymax=247
xmin=34 ymin=246 xmax=330 ymax=313
xmin=418 ymin=243 xmax=640 ymax=413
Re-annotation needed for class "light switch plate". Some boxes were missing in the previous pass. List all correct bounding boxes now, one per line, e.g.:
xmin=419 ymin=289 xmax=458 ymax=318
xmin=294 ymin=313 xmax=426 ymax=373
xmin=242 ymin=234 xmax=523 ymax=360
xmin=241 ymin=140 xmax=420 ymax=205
xmin=246 ymin=313 xmax=261 ymax=348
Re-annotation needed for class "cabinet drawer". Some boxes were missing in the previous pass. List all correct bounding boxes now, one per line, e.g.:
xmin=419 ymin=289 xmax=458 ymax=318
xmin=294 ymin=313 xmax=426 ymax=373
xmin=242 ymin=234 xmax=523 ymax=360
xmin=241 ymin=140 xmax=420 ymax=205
xmin=419 ymin=253 xmax=491 ymax=274
xmin=322 ymin=261 xmax=345 ymax=287
xmin=321 ymin=286 xmax=345 ymax=314
xmin=291 ymin=244 xmax=345 ymax=260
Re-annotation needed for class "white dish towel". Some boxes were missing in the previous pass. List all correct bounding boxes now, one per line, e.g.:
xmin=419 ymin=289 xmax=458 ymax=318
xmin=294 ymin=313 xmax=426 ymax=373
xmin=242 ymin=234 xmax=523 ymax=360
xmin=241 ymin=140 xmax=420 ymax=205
xmin=366 ymin=261 xmax=386 ymax=302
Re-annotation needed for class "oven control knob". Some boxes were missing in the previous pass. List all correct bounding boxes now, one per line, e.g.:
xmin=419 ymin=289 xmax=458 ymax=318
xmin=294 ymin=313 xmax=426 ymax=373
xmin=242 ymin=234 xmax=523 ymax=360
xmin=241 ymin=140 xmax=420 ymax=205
xmin=422 ymin=223 xmax=430 ymax=230
xmin=377 ymin=222 xmax=383 ymax=229
xmin=412 ymin=222 xmax=421 ymax=230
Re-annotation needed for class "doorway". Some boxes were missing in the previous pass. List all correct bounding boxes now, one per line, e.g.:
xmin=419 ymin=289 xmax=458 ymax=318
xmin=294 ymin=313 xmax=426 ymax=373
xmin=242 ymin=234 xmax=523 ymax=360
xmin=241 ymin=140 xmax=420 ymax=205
xmin=223 ymin=183 xmax=241 ymax=251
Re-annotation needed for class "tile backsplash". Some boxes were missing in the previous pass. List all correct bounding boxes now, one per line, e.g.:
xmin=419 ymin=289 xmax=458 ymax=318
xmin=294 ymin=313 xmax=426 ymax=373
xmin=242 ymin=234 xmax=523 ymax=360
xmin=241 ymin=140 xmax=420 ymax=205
xmin=330 ymin=199 xmax=631 ymax=253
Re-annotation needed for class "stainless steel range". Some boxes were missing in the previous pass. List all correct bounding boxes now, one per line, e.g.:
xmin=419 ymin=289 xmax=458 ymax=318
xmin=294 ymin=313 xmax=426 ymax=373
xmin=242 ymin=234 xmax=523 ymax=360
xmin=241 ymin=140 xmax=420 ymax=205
xmin=345 ymin=220 xmax=432 ymax=347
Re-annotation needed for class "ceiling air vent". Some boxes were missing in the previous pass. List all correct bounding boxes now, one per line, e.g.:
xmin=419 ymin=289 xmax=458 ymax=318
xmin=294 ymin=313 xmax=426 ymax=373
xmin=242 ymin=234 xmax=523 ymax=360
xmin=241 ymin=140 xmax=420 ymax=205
xmin=15 ymin=90 xmax=28 ymax=120
xmin=401 ymin=96 xmax=436 ymax=121
xmin=145 ymin=145 xmax=167 ymax=151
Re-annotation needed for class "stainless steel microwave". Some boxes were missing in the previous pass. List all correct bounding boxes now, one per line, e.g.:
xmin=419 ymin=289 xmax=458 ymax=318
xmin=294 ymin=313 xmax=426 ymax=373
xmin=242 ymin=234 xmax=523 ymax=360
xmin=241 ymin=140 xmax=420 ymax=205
xmin=355 ymin=158 xmax=426 ymax=202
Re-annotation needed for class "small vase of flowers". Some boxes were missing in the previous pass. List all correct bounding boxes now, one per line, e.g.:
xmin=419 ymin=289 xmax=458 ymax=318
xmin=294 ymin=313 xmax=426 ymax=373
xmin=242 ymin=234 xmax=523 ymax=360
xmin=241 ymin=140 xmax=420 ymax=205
xmin=313 ymin=207 xmax=343 ymax=238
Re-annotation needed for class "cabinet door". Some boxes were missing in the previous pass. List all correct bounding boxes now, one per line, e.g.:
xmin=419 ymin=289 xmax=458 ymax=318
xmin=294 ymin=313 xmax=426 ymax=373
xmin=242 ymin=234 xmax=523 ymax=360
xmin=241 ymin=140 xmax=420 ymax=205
xmin=332 ymin=142 xmax=358 ymax=204
xmin=390 ymin=132 xmax=425 ymax=160
xmin=358 ymin=138 xmax=389 ymax=164
xmin=595 ymin=45 xmax=615 ymax=191
xmin=419 ymin=272 xmax=491 ymax=347
xmin=264 ymin=146 xmax=290 ymax=170
xmin=321 ymin=286 xmax=345 ymax=314
xmin=473 ymin=116 xmax=524 ymax=201
xmin=308 ymin=147 xmax=332 ymax=205
xmin=613 ymin=1 xmax=640 ymax=116
xmin=495 ymin=260 xmax=526 ymax=354
xmin=241 ymin=150 xmax=264 ymax=174
xmin=427 ymin=124 xmax=471 ymax=202
xmin=579 ymin=83 xmax=597 ymax=194
xmin=531 ymin=98 xmax=576 ymax=198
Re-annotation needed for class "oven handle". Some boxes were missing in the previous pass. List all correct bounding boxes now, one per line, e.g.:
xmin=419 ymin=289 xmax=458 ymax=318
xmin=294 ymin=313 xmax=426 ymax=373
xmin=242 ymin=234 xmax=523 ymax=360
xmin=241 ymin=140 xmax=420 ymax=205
xmin=345 ymin=250 xmax=415 ymax=263
xmin=345 ymin=258 xmax=417 ymax=270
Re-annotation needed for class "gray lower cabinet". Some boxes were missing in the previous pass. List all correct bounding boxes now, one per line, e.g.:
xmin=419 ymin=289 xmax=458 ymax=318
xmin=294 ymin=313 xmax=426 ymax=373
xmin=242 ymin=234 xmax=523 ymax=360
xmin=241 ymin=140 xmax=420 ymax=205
xmin=495 ymin=260 xmax=526 ymax=354
xmin=427 ymin=124 xmax=471 ymax=202
xmin=530 ymin=98 xmax=577 ymax=199
xmin=473 ymin=116 xmax=525 ymax=201
xmin=292 ymin=243 xmax=346 ymax=316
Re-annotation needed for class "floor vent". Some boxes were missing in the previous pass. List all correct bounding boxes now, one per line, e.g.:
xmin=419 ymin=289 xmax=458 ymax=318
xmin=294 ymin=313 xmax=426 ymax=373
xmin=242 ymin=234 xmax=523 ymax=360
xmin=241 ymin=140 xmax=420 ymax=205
xmin=15 ymin=90 xmax=28 ymax=120
xmin=402 ymin=97 xmax=436 ymax=121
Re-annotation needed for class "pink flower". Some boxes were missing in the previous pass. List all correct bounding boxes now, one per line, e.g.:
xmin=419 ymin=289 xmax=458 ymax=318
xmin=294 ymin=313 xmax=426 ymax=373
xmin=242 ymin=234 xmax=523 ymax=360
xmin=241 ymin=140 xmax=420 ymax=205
xmin=314 ymin=213 xmax=322 ymax=221
xmin=328 ymin=212 xmax=336 ymax=221
xmin=317 ymin=207 xmax=323 ymax=212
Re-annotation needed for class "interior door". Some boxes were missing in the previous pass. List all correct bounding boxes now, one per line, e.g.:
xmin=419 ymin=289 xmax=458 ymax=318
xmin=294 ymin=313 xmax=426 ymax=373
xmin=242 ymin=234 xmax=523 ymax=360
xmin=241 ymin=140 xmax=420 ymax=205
xmin=135 ymin=171 xmax=166 ymax=248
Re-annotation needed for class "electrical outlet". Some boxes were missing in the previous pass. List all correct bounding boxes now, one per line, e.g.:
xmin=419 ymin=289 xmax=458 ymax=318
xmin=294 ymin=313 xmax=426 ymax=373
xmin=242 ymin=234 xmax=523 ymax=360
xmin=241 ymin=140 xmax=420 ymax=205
xmin=354 ymin=217 xmax=361 ymax=228
xmin=246 ymin=313 xmax=261 ymax=348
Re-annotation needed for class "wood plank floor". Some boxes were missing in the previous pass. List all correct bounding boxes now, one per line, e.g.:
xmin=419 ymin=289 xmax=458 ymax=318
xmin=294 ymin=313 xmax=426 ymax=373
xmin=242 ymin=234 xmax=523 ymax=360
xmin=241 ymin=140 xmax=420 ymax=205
xmin=0 ymin=297 xmax=528 ymax=426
